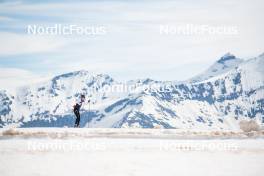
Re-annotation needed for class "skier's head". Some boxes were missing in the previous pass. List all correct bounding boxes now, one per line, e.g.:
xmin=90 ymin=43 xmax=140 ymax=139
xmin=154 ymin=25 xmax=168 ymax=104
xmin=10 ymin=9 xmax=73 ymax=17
xmin=81 ymin=94 xmax=85 ymax=101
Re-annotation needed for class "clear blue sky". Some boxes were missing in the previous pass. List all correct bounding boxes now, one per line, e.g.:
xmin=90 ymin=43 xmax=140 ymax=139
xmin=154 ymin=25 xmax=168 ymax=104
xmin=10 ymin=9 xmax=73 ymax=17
xmin=0 ymin=0 xmax=263 ymax=81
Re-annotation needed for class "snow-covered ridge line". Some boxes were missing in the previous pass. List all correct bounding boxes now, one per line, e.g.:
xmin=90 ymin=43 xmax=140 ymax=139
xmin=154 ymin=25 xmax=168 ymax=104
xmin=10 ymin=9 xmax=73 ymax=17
xmin=1 ymin=128 xmax=264 ymax=139
xmin=0 ymin=52 xmax=263 ymax=129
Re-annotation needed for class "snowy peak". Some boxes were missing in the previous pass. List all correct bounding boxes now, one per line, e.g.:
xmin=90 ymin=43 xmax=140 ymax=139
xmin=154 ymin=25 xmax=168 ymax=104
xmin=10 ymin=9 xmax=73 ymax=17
xmin=51 ymin=70 xmax=90 ymax=81
xmin=189 ymin=53 xmax=243 ymax=83
xmin=211 ymin=53 xmax=243 ymax=73
xmin=217 ymin=52 xmax=237 ymax=64
xmin=50 ymin=70 xmax=114 ymax=90
xmin=53 ymin=70 xmax=110 ymax=78
xmin=51 ymin=70 xmax=113 ymax=82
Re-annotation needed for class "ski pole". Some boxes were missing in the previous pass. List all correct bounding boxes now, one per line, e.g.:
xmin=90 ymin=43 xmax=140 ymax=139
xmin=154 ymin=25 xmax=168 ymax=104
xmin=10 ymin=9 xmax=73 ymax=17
xmin=88 ymin=99 xmax=90 ymax=128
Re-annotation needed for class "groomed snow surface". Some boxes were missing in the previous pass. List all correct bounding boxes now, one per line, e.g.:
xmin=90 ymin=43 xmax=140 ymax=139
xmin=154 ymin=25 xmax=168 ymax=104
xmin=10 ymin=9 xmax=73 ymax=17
xmin=0 ymin=128 xmax=264 ymax=176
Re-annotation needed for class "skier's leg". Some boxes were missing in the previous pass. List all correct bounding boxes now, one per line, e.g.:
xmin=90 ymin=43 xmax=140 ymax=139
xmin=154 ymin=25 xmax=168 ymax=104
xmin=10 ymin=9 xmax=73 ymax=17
xmin=74 ymin=110 xmax=79 ymax=127
xmin=76 ymin=110 xmax=80 ymax=127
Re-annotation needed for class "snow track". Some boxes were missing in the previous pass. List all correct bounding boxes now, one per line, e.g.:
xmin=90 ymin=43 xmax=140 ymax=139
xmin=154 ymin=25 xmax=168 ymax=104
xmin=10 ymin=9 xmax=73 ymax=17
xmin=1 ymin=128 xmax=264 ymax=176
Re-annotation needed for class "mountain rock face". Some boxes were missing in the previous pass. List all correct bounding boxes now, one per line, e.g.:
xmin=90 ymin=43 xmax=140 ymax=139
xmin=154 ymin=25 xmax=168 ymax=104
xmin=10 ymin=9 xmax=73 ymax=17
xmin=0 ymin=53 xmax=264 ymax=130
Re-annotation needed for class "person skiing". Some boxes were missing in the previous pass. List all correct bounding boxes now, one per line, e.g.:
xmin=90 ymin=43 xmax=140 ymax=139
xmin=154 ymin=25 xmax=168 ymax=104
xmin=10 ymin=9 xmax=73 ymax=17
xmin=73 ymin=94 xmax=86 ymax=128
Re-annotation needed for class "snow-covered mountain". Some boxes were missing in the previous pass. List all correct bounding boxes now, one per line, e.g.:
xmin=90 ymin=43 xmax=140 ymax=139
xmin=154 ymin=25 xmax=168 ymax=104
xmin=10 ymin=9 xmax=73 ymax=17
xmin=189 ymin=53 xmax=243 ymax=83
xmin=1 ymin=53 xmax=264 ymax=130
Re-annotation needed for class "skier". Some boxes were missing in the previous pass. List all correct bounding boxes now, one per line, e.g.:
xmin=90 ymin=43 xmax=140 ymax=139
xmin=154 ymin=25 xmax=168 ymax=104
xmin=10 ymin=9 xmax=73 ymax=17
xmin=73 ymin=94 xmax=87 ymax=128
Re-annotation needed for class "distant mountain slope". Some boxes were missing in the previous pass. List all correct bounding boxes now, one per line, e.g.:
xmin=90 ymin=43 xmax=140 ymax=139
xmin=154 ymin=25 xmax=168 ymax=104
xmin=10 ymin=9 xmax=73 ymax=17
xmin=0 ymin=53 xmax=263 ymax=130
xmin=189 ymin=53 xmax=243 ymax=83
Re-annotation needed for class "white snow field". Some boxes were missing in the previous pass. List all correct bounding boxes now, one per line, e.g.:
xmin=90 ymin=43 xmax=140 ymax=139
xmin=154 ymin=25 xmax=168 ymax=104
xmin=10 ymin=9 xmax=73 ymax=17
xmin=0 ymin=128 xmax=264 ymax=176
